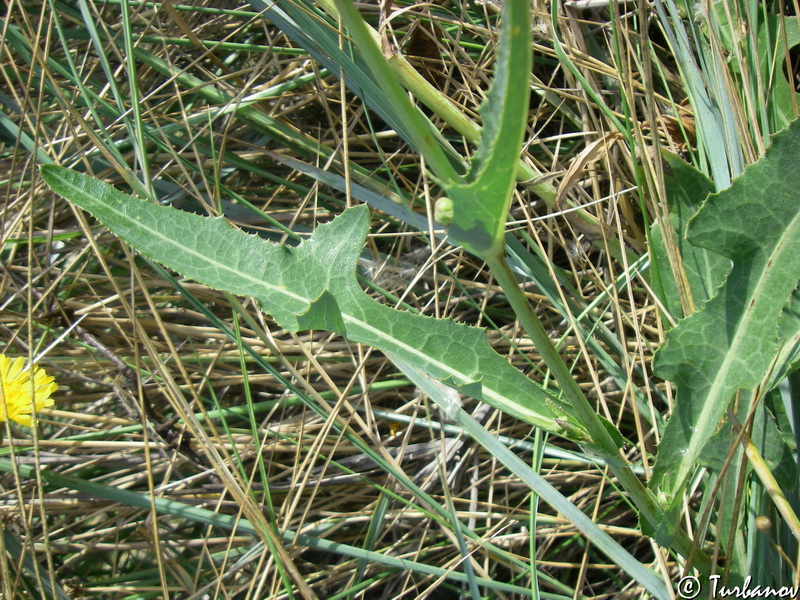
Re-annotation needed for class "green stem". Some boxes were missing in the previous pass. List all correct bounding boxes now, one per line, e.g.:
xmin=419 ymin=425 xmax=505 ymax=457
xmin=487 ymin=252 xmax=616 ymax=449
xmin=486 ymin=251 xmax=711 ymax=574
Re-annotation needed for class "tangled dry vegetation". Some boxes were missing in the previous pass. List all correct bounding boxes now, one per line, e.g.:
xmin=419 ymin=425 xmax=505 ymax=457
xmin=2 ymin=0 xmax=788 ymax=598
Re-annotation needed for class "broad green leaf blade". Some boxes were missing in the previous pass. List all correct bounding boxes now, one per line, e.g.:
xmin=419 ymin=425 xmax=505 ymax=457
xmin=42 ymin=165 xmax=588 ymax=442
xmin=769 ymin=292 xmax=800 ymax=387
xmin=649 ymin=152 xmax=800 ymax=517
xmin=442 ymin=0 xmax=531 ymax=256
xmin=651 ymin=118 xmax=800 ymax=501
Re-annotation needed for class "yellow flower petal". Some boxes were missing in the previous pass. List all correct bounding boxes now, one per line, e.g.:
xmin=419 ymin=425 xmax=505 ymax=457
xmin=0 ymin=353 xmax=57 ymax=427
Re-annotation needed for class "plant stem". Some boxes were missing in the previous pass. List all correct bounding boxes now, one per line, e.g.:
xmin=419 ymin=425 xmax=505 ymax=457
xmin=486 ymin=251 xmax=711 ymax=573
xmin=487 ymin=252 xmax=615 ymax=449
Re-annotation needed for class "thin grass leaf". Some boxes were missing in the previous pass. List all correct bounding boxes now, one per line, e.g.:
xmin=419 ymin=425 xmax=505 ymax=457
xmin=0 ymin=458 xmax=540 ymax=597
xmin=390 ymin=353 xmax=671 ymax=600
xmin=652 ymin=0 xmax=743 ymax=188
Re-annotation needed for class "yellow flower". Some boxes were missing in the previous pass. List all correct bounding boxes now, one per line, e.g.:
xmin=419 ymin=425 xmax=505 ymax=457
xmin=0 ymin=354 xmax=57 ymax=427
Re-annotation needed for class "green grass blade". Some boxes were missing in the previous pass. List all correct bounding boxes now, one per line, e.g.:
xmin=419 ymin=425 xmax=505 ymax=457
xmin=263 ymin=1 xmax=405 ymax=130
xmin=2 ymin=529 xmax=72 ymax=599
xmin=390 ymin=354 xmax=671 ymax=600
xmin=0 ymin=458 xmax=537 ymax=597
xmin=330 ymin=0 xmax=460 ymax=184
xmin=651 ymin=0 xmax=742 ymax=188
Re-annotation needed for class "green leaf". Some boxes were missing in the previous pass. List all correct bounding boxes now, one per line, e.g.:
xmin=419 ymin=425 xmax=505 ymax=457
xmin=755 ymin=13 xmax=800 ymax=130
xmin=769 ymin=291 xmax=800 ymax=387
xmin=330 ymin=0 xmax=461 ymax=186
xmin=698 ymin=389 xmax=798 ymax=492
xmin=648 ymin=151 xmax=729 ymax=320
xmin=443 ymin=0 xmax=531 ymax=256
xmin=315 ymin=0 xmax=531 ymax=258
xmin=41 ymin=165 xmax=589 ymax=442
xmin=650 ymin=118 xmax=800 ymax=502
xmin=713 ymin=6 xmax=800 ymax=131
